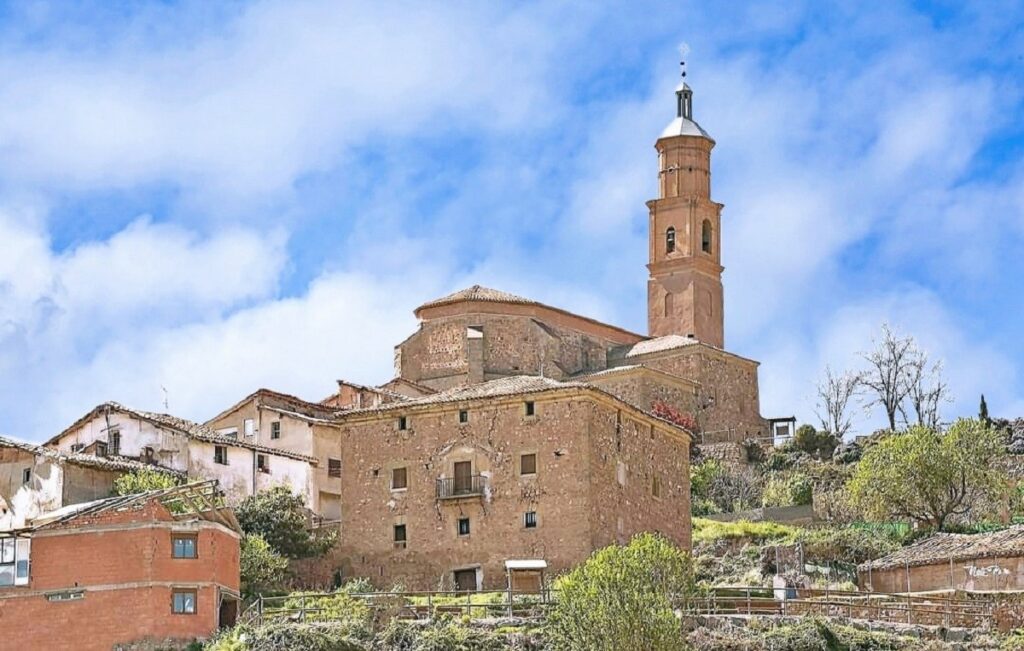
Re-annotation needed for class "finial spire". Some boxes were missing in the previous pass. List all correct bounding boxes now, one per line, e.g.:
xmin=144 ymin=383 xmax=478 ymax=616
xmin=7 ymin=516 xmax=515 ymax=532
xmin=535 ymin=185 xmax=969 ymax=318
xmin=676 ymin=43 xmax=693 ymax=120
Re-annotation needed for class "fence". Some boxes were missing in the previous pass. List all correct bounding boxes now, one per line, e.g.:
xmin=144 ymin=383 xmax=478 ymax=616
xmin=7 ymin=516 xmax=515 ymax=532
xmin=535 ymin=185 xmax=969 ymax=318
xmin=240 ymin=585 xmax=997 ymax=630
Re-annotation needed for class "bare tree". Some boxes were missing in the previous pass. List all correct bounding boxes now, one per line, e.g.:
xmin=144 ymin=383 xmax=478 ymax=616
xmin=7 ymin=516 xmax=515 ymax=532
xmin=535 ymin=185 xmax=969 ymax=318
xmin=815 ymin=366 xmax=860 ymax=437
xmin=860 ymin=324 xmax=917 ymax=431
xmin=900 ymin=355 xmax=950 ymax=429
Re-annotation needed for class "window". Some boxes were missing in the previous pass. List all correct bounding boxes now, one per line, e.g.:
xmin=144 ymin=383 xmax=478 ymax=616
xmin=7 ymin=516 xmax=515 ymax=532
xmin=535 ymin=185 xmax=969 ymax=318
xmin=520 ymin=453 xmax=537 ymax=476
xmin=393 ymin=524 xmax=407 ymax=548
xmin=398 ymin=416 xmax=408 ymax=431
xmin=172 ymin=534 xmax=197 ymax=559
xmin=701 ymin=219 xmax=712 ymax=253
xmin=524 ymin=401 xmax=535 ymax=417
xmin=391 ymin=467 xmax=408 ymax=491
xmin=270 ymin=421 xmax=281 ymax=440
xmin=142 ymin=447 xmax=154 ymax=464
xmin=109 ymin=429 xmax=121 ymax=455
xmin=328 ymin=458 xmax=342 ymax=478
xmin=95 ymin=441 xmax=108 ymax=457
xmin=457 ymin=517 xmax=470 ymax=536
xmin=666 ymin=226 xmax=676 ymax=253
xmin=214 ymin=445 xmax=228 ymax=465
xmin=243 ymin=419 xmax=255 ymax=437
xmin=0 ymin=538 xmax=14 ymax=586
xmin=218 ymin=428 xmax=238 ymax=440
xmin=70 ymin=443 xmax=85 ymax=453
xmin=21 ymin=468 xmax=30 ymax=485
xmin=172 ymin=589 xmax=197 ymax=614
xmin=453 ymin=461 xmax=473 ymax=494
xmin=257 ymin=454 xmax=269 ymax=474
xmin=652 ymin=475 xmax=662 ymax=499
xmin=524 ymin=511 xmax=537 ymax=529
xmin=458 ymin=410 xmax=469 ymax=424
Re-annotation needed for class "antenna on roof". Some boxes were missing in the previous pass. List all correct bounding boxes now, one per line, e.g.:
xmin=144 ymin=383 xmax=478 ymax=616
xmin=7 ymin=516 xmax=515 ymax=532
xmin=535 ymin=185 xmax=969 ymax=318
xmin=161 ymin=385 xmax=169 ymax=411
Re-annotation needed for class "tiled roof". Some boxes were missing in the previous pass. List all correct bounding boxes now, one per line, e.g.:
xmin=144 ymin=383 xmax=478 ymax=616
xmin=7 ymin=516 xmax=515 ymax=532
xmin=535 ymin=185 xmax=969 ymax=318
xmin=860 ymin=525 xmax=1024 ymax=571
xmin=623 ymin=335 xmax=701 ymax=358
xmin=336 ymin=375 xmax=692 ymax=440
xmin=0 ymin=435 xmax=184 ymax=476
xmin=415 ymin=285 xmax=538 ymax=313
xmin=570 ymin=365 xmax=645 ymax=379
xmin=51 ymin=403 xmax=318 ymax=464
xmin=341 ymin=376 xmax=583 ymax=415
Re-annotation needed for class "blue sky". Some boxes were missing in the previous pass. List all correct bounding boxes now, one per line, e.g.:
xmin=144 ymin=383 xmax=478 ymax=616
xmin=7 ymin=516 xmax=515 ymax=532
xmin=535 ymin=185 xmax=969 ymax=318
xmin=0 ymin=0 xmax=1022 ymax=440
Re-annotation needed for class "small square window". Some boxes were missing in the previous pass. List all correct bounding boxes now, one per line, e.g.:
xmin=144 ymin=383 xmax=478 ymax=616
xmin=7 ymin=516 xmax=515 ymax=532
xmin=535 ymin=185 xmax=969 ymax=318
xmin=21 ymin=468 xmax=31 ymax=485
xmin=328 ymin=458 xmax=342 ymax=478
xmin=257 ymin=454 xmax=269 ymax=474
xmin=525 ymin=401 xmax=535 ymax=417
xmin=459 ymin=410 xmax=469 ymax=424
xmin=391 ymin=467 xmax=408 ymax=490
xmin=520 ymin=453 xmax=537 ymax=476
xmin=457 ymin=517 xmax=470 ymax=536
xmin=214 ymin=446 xmax=228 ymax=465
xmin=524 ymin=511 xmax=537 ymax=529
xmin=96 ymin=441 xmax=108 ymax=457
xmin=398 ymin=416 xmax=408 ymax=431
xmin=394 ymin=524 xmax=407 ymax=548
xmin=172 ymin=589 xmax=196 ymax=614
xmin=172 ymin=534 xmax=197 ymax=559
xmin=270 ymin=421 xmax=281 ymax=440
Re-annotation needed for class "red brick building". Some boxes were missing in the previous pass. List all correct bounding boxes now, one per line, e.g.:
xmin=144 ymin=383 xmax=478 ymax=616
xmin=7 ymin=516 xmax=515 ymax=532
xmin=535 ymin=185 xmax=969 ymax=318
xmin=0 ymin=481 xmax=241 ymax=650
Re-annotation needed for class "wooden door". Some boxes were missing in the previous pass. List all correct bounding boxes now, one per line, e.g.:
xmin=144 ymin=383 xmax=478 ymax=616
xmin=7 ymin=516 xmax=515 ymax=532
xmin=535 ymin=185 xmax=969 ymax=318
xmin=453 ymin=461 xmax=472 ymax=494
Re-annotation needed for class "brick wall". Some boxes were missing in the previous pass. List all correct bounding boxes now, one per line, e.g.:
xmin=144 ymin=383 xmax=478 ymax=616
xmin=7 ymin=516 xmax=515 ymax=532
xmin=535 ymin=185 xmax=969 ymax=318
xmin=0 ymin=502 xmax=240 ymax=650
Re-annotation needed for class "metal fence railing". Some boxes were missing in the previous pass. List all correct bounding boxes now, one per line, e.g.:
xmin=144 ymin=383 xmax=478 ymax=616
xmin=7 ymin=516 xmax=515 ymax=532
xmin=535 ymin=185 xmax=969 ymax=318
xmin=239 ymin=585 xmax=998 ymax=630
xmin=436 ymin=475 xmax=487 ymax=499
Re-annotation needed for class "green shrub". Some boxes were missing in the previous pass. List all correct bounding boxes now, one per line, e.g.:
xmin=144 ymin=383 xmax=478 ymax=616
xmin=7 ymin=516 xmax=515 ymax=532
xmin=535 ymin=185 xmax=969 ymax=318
xmin=246 ymin=622 xmax=366 ymax=651
xmin=113 ymin=468 xmax=182 ymax=496
xmin=236 ymin=487 xmax=337 ymax=558
xmin=241 ymin=534 xmax=288 ymax=599
xmin=691 ymin=518 xmax=796 ymax=544
xmin=793 ymin=425 xmax=840 ymax=460
xmin=761 ymin=472 xmax=813 ymax=508
xmin=547 ymin=533 xmax=695 ymax=651
xmin=281 ymin=590 xmax=371 ymax=635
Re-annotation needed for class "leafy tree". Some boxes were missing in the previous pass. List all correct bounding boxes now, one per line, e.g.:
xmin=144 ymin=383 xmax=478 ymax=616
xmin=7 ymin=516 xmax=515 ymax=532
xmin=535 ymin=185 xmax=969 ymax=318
xmin=240 ymin=533 xmax=288 ymax=599
xmin=793 ymin=425 xmax=840 ymax=460
xmin=112 ymin=468 xmax=181 ymax=496
xmin=547 ymin=533 xmax=696 ymax=651
xmin=847 ymin=419 xmax=1009 ymax=531
xmin=761 ymin=472 xmax=813 ymax=508
xmin=236 ymin=486 xmax=336 ymax=559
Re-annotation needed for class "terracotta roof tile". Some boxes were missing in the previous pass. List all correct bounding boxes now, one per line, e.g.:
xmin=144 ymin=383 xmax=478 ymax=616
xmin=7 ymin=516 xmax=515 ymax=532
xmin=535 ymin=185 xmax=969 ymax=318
xmin=860 ymin=525 xmax=1024 ymax=571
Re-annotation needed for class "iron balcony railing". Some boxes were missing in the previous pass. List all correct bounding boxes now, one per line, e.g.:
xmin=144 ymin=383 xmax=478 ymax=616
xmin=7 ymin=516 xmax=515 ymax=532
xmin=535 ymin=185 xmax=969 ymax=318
xmin=436 ymin=475 xmax=487 ymax=500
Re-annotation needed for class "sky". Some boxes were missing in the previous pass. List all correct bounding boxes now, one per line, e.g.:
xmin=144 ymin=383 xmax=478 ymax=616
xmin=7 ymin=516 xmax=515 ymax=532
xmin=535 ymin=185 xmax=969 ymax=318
xmin=0 ymin=0 xmax=1022 ymax=441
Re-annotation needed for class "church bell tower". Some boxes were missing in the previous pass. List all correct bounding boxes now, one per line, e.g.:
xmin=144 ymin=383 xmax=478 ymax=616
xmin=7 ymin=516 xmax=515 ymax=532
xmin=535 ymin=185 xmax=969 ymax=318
xmin=646 ymin=76 xmax=724 ymax=348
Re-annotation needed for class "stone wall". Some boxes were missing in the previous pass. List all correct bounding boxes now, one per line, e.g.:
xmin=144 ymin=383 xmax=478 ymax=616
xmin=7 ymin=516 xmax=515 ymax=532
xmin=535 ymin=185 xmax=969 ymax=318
xmin=397 ymin=313 xmax=635 ymax=390
xmin=308 ymin=392 xmax=689 ymax=590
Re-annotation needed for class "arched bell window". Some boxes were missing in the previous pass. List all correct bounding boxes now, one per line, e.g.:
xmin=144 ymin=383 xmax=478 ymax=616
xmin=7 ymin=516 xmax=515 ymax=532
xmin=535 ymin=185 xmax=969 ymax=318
xmin=701 ymin=220 xmax=712 ymax=254
xmin=666 ymin=227 xmax=676 ymax=254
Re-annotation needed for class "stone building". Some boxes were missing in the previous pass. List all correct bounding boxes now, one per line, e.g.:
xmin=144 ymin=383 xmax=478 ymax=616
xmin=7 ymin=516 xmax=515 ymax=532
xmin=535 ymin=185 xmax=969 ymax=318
xmin=45 ymin=402 xmax=318 ymax=508
xmin=0 ymin=482 xmax=240 ymax=650
xmin=859 ymin=526 xmax=1024 ymax=593
xmin=0 ymin=434 xmax=181 ymax=530
xmin=258 ymin=79 xmax=767 ymax=589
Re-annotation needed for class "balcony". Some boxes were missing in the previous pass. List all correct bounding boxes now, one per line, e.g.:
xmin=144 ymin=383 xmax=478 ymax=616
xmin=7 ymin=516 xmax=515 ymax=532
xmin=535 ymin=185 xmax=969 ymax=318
xmin=436 ymin=475 xmax=487 ymax=501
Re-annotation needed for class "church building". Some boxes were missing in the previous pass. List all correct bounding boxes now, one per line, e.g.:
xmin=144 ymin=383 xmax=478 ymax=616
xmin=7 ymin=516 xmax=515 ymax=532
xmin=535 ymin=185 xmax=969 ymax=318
xmin=205 ymin=78 xmax=769 ymax=590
